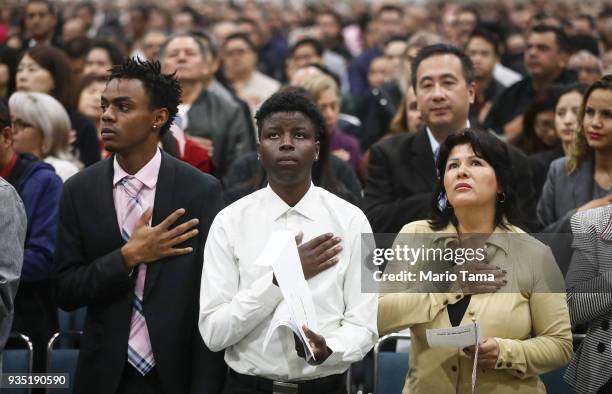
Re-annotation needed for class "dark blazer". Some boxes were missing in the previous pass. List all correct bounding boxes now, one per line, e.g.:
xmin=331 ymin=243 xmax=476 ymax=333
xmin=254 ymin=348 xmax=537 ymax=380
xmin=536 ymin=156 xmax=596 ymax=275
xmin=53 ymin=151 xmax=226 ymax=394
xmin=363 ymin=128 xmax=538 ymax=234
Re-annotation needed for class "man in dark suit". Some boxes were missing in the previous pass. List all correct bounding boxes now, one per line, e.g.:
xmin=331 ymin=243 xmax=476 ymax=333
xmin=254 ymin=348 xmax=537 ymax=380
xmin=53 ymin=58 xmax=226 ymax=394
xmin=364 ymin=44 xmax=537 ymax=234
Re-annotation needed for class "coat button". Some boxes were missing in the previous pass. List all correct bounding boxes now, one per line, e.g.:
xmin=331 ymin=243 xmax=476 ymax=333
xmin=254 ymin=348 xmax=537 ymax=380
xmin=506 ymin=362 xmax=512 ymax=367
xmin=451 ymin=366 xmax=457 ymax=372
xmin=468 ymin=311 xmax=475 ymax=316
xmin=597 ymin=342 xmax=606 ymax=353
xmin=443 ymin=300 xmax=448 ymax=305
xmin=455 ymin=295 xmax=462 ymax=299
xmin=602 ymin=320 xmax=610 ymax=331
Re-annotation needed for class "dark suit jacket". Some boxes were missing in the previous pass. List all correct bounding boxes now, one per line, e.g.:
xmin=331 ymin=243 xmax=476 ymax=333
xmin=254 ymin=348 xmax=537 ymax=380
xmin=363 ymin=128 xmax=538 ymax=234
xmin=53 ymin=151 xmax=226 ymax=394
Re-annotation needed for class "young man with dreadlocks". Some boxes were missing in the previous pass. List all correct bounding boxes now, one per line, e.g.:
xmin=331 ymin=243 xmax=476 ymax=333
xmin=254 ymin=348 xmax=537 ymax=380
xmin=53 ymin=58 xmax=227 ymax=394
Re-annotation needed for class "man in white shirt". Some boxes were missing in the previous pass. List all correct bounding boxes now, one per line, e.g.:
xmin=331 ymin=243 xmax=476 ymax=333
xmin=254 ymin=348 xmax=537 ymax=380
xmin=199 ymin=88 xmax=378 ymax=394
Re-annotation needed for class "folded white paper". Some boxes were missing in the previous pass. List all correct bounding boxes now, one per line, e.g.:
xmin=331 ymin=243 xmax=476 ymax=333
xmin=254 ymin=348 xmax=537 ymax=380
xmin=426 ymin=322 xmax=480 ymax=348
xmin=258 ymin=231 xmax=319 ymax=361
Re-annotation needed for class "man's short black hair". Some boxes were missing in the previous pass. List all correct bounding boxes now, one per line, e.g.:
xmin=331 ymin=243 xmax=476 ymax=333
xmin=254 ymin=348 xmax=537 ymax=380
xmin=468 ymin=28 xmax=500 ymax=56
xmin=376 ymin=4 xmax=403 ymax=19
xmin=316 ymin=9 xmax=343 ymax=27
xmin=290 ymin=37 xmax=324 ymax=58
xmin=411 ymin=44 xmax=475 ymax=91
xmin=178 ymin=5 xmax=204 ymax=27
xmin=61 ymin=36 xmax=93 ymax=59
xmin=529 ymin=24 xmax=570 ymax=53
xmin=108 ymin=58 xmax=182 ymax=136
xmin=26 ymin=0 xmax=55 ymax=15
xmin=255 ymin=87 xmax=326 ymax=141
xmin=223 ymin=32 xmax=257 ymax=53
xmin=74 ymin=1 xmax=95 ymax=16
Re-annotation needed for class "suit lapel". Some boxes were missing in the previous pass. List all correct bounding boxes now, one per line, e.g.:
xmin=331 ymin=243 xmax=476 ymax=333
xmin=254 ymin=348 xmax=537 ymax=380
xmin=143 ymin=152 xmax=176 ymax=300
xmin=411 ymin=128 xmax=438 ymax=186
xmin=98 ymin=156 xmax=123 ymax=247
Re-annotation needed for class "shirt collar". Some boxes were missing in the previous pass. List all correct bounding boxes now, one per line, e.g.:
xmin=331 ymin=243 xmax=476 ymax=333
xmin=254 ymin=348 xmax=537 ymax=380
xmin=264 ymin=183 xmax=318 ymax=221
xmin=431 ymin=221 xmax=512 ymax=255
xmin=113 ymin=148 xmax=162 ymax=189
xmin=426 ymin=120 xmax=471 ymax=156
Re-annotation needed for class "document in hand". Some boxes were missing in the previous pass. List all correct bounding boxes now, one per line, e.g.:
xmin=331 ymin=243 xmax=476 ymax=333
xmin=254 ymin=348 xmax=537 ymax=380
xmin=426 ymin=322 xmax=480 ymax=393
xmin=426 ymin=322 xmax=480 ymax=348
xmin=255 ymin=230 xmax=319 ymax=361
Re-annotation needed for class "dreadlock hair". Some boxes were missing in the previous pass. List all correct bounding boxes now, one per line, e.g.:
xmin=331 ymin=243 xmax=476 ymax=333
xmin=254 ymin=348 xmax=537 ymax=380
xmin=108 ymin=57 xmax=181 ymax=136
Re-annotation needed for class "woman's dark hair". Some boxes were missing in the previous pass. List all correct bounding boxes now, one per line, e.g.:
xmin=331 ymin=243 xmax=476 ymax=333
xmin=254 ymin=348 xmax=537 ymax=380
xmin=20 ymin=45 xmax=77 ymax=110
xmin=0 ymin=47 xmax=19 ymax=98
xmin=517 ymin=89 xmax=558 ymax=154
xmin=429 ymin=129 xmax=522 ymax=231
xmin=551 ymin=82 xmax=588 ymax=109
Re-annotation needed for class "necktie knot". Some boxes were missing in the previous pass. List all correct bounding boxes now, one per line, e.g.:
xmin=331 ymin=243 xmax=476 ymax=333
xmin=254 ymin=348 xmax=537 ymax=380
xmin=121 ymin=176 xmax=145 ymax=199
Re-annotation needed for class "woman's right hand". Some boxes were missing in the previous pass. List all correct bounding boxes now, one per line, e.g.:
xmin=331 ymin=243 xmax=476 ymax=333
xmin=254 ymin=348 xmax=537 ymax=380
xmin=577 ymin=195 xmax=612 ymax=212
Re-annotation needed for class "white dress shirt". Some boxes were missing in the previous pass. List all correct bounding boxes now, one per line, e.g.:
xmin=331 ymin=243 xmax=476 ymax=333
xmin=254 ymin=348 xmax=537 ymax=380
xmin=199 ymin=184 xmax=378 ymax=381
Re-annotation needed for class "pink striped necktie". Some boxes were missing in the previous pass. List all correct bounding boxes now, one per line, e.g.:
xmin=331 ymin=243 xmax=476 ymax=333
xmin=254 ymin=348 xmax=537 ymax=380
xmin=119 ymin=176 xmax=156 ymax=375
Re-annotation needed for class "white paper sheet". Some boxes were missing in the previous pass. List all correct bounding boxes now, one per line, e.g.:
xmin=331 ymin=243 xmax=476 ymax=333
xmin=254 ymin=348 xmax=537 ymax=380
xmin=426 ymin=322 xmax=480 ymax=348
xmin=256 ymin=231 xmax=319 ymax=361
xmin=426 ymin=321 xmax=480 ymax=393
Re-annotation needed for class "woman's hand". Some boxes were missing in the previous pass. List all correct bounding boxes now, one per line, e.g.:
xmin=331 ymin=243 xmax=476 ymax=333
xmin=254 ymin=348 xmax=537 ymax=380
xmin=463 ymin=336 xmax=500 ymax=369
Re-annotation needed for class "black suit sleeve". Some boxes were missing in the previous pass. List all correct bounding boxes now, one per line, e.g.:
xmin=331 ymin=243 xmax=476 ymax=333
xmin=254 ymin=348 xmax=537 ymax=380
xmin=190 ymin=179 xmax=227 ymax=394
xmin=363 ymin=142 xmax=432 ymax=234
xmin=53 ymin=181 xmax=133 ymax=311
xmin=508 ymin=148 xmax=540 ymax=232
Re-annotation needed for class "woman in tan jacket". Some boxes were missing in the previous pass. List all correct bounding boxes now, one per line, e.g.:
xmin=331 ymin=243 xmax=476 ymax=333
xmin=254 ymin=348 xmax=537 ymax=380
xmin=378 ymin=129 xmax=572 ymax=394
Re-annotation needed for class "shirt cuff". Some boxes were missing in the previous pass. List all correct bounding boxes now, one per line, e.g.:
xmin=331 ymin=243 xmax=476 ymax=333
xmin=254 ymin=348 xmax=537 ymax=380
xmin=494 ymin=337 xmax=526 ymax=376
xmin=251 ymin=271 xmax=283 ymax=308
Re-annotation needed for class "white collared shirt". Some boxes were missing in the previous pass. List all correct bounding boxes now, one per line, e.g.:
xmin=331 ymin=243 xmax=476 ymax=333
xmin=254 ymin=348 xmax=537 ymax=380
xmin=199 ymin=184 xmax=378 ymax=381
xmin=426 ymin=121 xmax=471 ymax=162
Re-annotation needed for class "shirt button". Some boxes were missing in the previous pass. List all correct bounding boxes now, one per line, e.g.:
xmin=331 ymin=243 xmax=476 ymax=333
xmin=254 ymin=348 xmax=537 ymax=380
xmin=506 ymin=362 xmax=512 ymax=368
xmin=443 ymin=300 xmax=448 ymax=305
xmin=451 ymin=366 xmax=457 ymax=372
xmin=455 ymin=295 xmax=462 ymax=300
